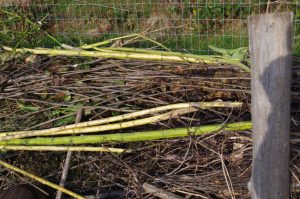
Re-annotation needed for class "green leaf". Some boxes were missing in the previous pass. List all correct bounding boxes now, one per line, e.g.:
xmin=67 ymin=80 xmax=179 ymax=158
xmin=54 ymin=115 xmax=76 ymax=127
xmin=208 ymin=45 xmax=229 ymax=56
xmin=209 ymin=45 xmax=248 ymax=61
xmin=63 ymin=93 xmax=72 ymax=102
xmin=78 ymin=64 xmax=91 ymax=70
xmin=17 ymin=102 xmax=40 ymax=112
xmin=115 ymin=80 xmax=125 ymax=85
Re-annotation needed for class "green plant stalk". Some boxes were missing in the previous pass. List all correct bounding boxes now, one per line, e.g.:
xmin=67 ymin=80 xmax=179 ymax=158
xmin=81 ymin=33 xmax=171 ymax=52
xmin=80 ymin=34 xmax=140 ymax=49
xmin=133 ymin=34 xmax=171 ymax=52
xmin=0 ymin=108 xmax=196 ymax=141
xmin=0 ymin=145 xmax=129 ymax=153
xmin=0 ymin=121 xmax=252 ymax=146
xmin=98 ymin=47 xmax=194 ymax=64
xmin=0 ymin=160 xmax=85 ymax=199
xmin=93 ymin=47 xmax=118 ymax=52
xmin=1 ymin=102 xmax=242 ymax=137
xmin=2 ymin=46 xmax=250 ymax=71
xmin=103 ymin=47 xmax=250 ymax=72
xmin=2 ymin=46 xmax=214 ymax=64
xmin=105 ymin=47 xmax=174 ymax=54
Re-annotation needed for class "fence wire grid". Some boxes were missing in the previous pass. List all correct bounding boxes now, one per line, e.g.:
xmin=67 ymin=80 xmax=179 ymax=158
xmin=1 ymin=0 xmax=300 ymax=54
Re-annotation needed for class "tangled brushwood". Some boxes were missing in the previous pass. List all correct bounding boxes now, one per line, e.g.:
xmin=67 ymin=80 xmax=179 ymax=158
xmin=0 ymin=39 xmax=300 ymax=198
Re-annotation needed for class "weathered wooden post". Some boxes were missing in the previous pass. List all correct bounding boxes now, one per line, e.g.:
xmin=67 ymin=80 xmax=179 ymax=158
xmin=248 ymin=13 xmax=292 ymax=199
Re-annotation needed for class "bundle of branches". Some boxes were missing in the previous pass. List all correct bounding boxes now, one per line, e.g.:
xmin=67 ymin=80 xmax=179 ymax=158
xmin=0 ymin=35 xmax=253 ymax=198
xmin=0 ymin=57 xmax=251 ymax=132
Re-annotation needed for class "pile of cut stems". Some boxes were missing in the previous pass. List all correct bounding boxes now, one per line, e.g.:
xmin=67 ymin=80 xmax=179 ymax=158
xmin=0 ymin=34 xmax=254 ymax=199
xmin=0 ymin=102 xmax=252 ymax=152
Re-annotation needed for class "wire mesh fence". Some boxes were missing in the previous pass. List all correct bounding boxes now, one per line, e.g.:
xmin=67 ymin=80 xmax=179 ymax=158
xmin=0 ymin=0 xmax=299 ymax=54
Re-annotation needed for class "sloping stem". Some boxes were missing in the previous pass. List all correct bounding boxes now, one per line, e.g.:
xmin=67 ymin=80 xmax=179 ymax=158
xmin=0 ymin=160 xmax=85 ymax=199
xmin=0 ymin=108 xmax=196 ymax=140
xmin=0 ymin=101 xmax=241 ymax=137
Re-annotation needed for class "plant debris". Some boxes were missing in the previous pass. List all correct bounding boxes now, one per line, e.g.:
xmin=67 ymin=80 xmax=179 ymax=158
xmin=0 ymin=54 xmax=299 ymax=198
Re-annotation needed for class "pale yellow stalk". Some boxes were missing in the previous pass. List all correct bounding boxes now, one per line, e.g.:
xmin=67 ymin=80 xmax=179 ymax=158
xmin=0 ymin=160 xmax=85 ymax=199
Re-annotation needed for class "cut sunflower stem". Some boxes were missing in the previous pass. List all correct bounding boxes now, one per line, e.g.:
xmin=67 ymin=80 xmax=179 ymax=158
xmin=80 ymin=34 xmax=140 ymax=49
xmin=2 ymin=46 xmax=250 ymax=72
xmin=0 ymin=145 xmax=129 ymax=153
xmin=0 ymin=160 xmax=85 ymax=199
xmin=2 ymin=46 xmax=214 ymax=63
xmin=0 ymin=121 xmax=252 ymax=146
xmin=104 ymin=47 xmax=250 ymax=71
xmin=0 ymin=108 xmax=197 ymax=140
xmin=0 ymin=102 xmax=242 ymax=138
